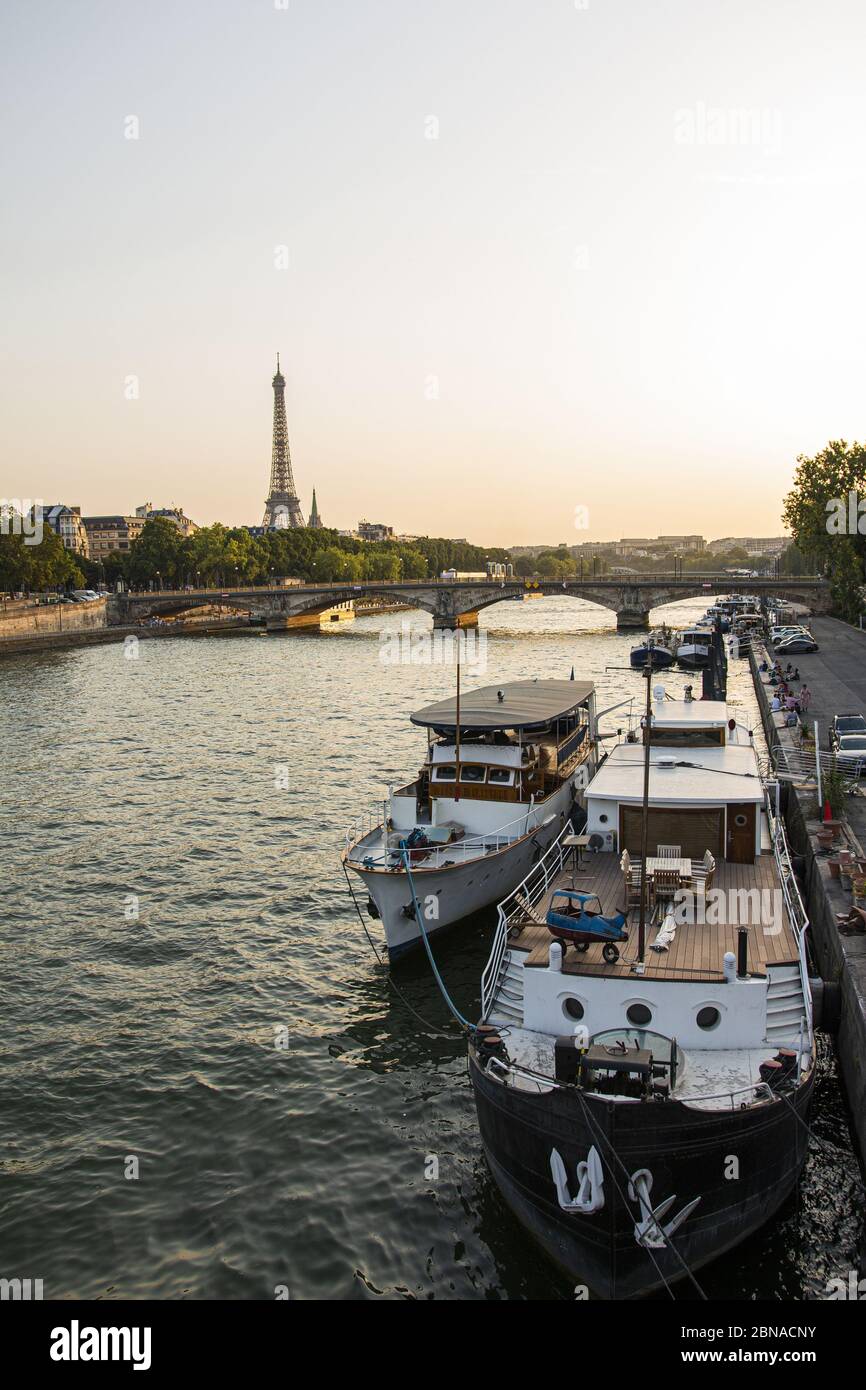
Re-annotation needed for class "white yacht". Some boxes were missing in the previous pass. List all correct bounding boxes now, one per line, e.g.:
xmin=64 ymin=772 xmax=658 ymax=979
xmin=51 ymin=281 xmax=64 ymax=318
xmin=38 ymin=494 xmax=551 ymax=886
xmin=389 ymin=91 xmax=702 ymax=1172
xmin=471 ymin=684 xmax=814 ymax=1297
xmin=675 ymin=625 xmax=713 ymax=669
xmin=344 ymin=679 xmax=598 ymax=957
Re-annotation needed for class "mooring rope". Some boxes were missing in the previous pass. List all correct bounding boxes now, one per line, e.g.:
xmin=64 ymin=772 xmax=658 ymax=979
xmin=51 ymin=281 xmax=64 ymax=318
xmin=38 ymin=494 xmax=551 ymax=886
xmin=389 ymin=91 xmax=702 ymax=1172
xmin=340 ymin=856 xmax=458 ymax=1038
xmin=399 ymin=849 xmax=474 ymax=1032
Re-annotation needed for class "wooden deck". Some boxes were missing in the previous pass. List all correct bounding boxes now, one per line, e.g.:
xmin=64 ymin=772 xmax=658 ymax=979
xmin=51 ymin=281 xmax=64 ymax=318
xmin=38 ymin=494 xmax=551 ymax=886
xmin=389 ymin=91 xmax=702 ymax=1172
xmin=512 ymin=852 xmax=798 ymax=982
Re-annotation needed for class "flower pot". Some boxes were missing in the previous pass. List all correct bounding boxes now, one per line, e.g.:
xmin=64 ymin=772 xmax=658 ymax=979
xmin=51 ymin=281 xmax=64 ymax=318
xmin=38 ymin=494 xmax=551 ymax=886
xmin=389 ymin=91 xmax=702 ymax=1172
xmin=828 ymin=859 xmax=842 ymax=879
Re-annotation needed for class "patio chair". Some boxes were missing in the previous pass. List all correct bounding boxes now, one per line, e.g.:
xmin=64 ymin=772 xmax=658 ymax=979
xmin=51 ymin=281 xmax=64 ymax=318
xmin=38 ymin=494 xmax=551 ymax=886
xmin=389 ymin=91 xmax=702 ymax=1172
xmin=620 ymin=850 xmax=643 ymax=910
xmin=657 ymin=844 xmax=681 ymax=859
xmin=651 ymin=866 xmax=681 ymax=905
xmin=691 ymin=850 xmax=716 ymax=892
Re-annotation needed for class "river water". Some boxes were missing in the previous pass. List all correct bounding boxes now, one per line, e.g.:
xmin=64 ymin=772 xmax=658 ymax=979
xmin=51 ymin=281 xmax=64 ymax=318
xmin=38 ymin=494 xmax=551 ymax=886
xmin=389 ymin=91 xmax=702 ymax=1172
xmin=1 ymin=596 xmax=862 ymax=1300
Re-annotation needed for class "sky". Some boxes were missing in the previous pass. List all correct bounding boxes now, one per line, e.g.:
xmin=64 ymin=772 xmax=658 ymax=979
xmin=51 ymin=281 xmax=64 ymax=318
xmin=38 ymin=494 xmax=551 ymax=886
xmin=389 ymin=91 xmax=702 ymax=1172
xmin=2 ymin=0 xmax=865 ymax=546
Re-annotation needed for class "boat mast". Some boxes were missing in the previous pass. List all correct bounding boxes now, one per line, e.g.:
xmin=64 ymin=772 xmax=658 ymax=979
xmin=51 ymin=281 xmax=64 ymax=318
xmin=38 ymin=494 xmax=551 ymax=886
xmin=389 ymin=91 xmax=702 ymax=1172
xmin=636 ymin=644 xmax=655 ymax=964
xmin=454 ymin=627 xmax=461 ymax=803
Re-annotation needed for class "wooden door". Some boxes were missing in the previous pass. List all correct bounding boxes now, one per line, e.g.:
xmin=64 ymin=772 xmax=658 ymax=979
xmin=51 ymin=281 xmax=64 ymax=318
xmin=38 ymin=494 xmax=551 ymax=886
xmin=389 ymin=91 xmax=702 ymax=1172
xmin=726 ymin=803 xmax=756 ymax=863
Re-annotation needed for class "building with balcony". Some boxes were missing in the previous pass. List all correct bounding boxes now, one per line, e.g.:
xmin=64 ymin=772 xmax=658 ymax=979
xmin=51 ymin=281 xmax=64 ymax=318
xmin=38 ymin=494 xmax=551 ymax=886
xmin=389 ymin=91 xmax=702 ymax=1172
xmin=38 ymin=505 xmax=89 ymax=555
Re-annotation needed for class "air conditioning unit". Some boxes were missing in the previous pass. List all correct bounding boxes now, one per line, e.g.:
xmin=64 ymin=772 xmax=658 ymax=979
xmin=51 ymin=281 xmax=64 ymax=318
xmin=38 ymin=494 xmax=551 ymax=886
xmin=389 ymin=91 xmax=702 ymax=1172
xmin=598 ymin=829 xmax=617 ymax=852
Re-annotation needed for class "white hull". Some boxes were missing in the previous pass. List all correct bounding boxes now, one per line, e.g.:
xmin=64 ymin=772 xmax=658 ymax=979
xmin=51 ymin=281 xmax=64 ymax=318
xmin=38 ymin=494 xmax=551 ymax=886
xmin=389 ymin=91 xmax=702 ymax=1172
xmin=349 ymin=782 xmax=576 ymax=957
xmin=677 ymin=643 xmax=711 ymax=668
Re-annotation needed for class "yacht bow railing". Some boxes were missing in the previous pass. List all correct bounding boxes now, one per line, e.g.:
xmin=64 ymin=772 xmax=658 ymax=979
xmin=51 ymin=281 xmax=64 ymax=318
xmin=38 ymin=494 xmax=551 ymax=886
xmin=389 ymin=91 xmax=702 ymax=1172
xmin=480 ymin=822 xmax=573 ymax=1020
xmin=345 ymin=806 xmax=555 ymax=869
xmin=344 ymin=803 xmax=385 ymax=852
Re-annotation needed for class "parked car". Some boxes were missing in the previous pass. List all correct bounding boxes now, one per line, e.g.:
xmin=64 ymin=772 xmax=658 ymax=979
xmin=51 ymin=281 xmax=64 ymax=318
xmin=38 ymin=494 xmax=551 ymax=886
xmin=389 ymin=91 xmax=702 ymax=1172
xmin=770 ymin=625 xmax=811 ymax=643
xmin=830 ymin=714 xmax=866 ymax=750
xmin=834 ymin=734 xmax=866 ymax=775
xmin=774 ymin=634 xmax=818 ymax=654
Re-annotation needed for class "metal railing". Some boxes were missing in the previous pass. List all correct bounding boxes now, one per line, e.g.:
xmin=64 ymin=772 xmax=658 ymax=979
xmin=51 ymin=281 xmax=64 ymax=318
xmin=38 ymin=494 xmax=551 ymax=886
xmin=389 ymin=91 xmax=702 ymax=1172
xmin=344 ymin=802 xmax=388 ymax=853
xmin=765 ymin=782 xmax=814 ymax=1039
xmin=480 ymin=822 xmax=572 ymax=1019
xmin=482 ymin=1053 xmax=776 ymax=1110
xmin=346 ymin=805 xmax=554 ymax=869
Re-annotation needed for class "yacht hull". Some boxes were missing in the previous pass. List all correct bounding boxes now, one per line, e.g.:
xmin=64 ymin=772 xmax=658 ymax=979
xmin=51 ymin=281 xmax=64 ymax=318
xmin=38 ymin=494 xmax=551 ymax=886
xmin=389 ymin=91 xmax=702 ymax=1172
xmin=349 ymin=785 xmax=575 ymax=957
xmin=469 ymin=1046 xmax=813 ymax=1299
xmin=676 ymin=644 xmax=711 ymax=669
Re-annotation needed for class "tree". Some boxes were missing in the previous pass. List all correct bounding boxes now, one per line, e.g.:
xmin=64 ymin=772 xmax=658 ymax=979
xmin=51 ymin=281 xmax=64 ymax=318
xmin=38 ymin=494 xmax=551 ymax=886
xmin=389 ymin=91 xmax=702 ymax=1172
xmin=127 ymin=517 xmax=184 ymax=586
xmin=782 ymin=439 xmax=866 ymax=620
xmin=0 ymin=526 xmax=84 ymax=592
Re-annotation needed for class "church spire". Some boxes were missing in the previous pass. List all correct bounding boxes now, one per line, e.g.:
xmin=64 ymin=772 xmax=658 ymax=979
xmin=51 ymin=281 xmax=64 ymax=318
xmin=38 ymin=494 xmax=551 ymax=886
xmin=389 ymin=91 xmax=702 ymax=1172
xmin=309 ymin=488 xmax=323 ymax=529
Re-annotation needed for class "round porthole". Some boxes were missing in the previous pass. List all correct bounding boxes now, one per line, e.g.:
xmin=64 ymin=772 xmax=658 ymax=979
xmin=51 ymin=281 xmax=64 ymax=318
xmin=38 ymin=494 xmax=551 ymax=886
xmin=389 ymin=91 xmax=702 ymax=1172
xmin=599 ymin=814 xmax=608 ymax=824
xmin=734 ymin=814 xmax=747 ymax=827
xmin=696 ymin=1006 xmax=721 ymax=1030
xmin=563 ymin=998 xmax=584 ymax=1021
xmin=626 ymin=1003 xmax=652 ymax=1026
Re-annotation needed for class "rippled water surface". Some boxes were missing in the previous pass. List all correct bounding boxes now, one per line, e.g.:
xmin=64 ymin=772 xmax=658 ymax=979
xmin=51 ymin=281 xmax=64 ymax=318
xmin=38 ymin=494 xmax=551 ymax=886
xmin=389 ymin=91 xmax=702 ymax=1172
xmin=1 ymin=597 xmax=862 ymax=1299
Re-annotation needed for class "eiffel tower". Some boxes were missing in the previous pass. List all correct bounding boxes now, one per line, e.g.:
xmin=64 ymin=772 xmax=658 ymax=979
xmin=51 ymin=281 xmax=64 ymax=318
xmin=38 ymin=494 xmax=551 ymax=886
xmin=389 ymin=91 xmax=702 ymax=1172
xmin=262 ymin=354 xmax=305 ymax=528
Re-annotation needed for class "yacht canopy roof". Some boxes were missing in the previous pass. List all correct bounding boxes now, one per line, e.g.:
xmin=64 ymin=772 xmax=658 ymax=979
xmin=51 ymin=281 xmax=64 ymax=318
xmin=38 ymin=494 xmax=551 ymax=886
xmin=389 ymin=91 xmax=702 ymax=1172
xmin=586 ymin=743 xmax=763 ymax=804
xmin=411 ymin=679 xmax=594 ymax=732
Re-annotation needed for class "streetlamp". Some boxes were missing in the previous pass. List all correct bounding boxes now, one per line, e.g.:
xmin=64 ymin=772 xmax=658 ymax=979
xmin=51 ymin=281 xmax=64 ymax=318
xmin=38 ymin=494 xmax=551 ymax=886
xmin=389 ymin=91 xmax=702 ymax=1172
xmin=156 ymin=570 xmax=161 ymax=592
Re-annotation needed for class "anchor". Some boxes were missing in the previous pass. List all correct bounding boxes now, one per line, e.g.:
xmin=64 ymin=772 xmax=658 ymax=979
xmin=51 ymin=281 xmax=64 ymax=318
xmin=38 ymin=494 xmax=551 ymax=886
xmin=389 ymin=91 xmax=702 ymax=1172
xmin=550 ymin=1145 xmax=605 ymax=1214
xmin=628 ymin=1168 xmax=701 ymax=1249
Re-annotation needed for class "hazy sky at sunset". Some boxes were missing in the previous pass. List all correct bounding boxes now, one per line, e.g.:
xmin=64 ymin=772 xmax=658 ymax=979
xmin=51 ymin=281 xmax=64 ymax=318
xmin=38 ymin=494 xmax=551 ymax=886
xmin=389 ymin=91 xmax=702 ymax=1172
xmin=2 ymin=0 xmax=865 ymax=545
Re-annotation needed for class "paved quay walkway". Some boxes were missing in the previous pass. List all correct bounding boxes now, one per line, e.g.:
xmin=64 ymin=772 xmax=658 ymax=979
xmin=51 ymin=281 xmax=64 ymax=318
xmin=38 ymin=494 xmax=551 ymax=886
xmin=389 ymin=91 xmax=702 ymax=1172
xmin=776 ymin=616 xmax=866 ymax=847
xmin=752 ymin=618 xmax=866 ymax=1162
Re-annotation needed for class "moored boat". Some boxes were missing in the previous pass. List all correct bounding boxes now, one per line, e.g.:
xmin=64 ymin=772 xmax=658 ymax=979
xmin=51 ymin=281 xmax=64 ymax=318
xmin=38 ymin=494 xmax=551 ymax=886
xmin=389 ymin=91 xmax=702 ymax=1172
xmin=343 ymin=679 xmax=598 ymax=957
xmin=469 ymin=681 xmax=814 ymax=1297
xmin=675 ymin=625 xmax=713 ymax=669
xmin=630 ymin=626 xmax=675 ymax=669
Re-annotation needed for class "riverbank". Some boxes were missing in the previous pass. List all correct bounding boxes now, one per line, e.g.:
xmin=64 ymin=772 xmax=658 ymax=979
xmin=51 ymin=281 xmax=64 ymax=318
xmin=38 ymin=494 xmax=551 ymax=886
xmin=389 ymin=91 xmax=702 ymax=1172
xmin=750 ymin=626 xmax=866 ymax=1164
xmin=0 ymin=594 xmax=109 ymax=639
xmin=0 ymin=617 xmax=256 ymax=656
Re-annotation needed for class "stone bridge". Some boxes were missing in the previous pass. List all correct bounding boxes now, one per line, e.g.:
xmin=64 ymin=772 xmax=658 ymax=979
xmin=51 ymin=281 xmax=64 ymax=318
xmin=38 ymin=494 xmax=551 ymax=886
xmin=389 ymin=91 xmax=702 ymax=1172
xmin=109 ymin=575 xmax=831 ymax=632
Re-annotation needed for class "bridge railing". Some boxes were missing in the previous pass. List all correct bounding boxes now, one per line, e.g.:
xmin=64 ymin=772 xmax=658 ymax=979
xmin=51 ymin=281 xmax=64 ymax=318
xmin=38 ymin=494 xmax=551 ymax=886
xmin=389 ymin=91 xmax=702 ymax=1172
xmin=120 ymin=574 xmax=826 ymax=596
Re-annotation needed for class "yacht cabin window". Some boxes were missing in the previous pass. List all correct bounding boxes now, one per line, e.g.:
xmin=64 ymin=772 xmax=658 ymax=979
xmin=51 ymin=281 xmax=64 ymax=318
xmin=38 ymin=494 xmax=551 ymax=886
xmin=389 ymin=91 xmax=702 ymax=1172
xmin=460 ymin=765 xmax=487 ymax=783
